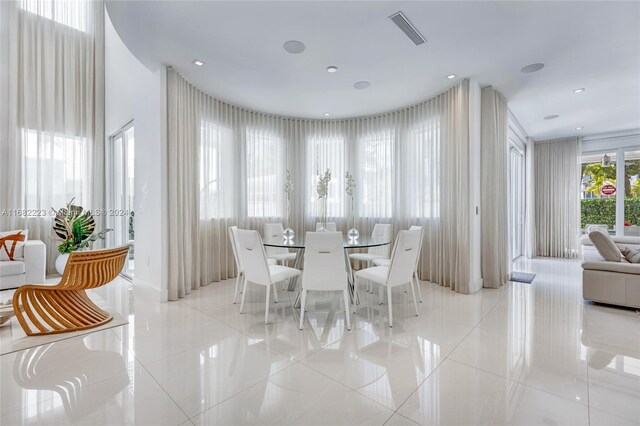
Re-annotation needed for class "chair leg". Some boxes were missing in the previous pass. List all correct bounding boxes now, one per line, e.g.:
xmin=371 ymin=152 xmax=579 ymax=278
xmin=239 ymin=278 xmax=249 ymax=313
xmin=414 ymin=272 xmax=423 ymax=302
xmin=265 ymin=285 xmax=271 ymax=325
xmin=387 ymin=286 xmax=393 ymax=327
xmin=233 ymin=273 xmax=242 ymax=304
xmin=273 ymin=283 xmax=279 ymax=303
xmin=343 ymin=289 xmax=351 ymax=330
xmin=409 ymin=281 xmax=419 ymax=316
xmin=299 ymin=289 xmax=307 ymax=330
xmin=353 ymin=277 xmax=358 ymax=314
xmin=378 ymin=285 xmax=384 ymax=305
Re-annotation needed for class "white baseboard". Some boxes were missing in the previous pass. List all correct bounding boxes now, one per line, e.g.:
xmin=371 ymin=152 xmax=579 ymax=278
xmin=132 ymin=278 xmax=168 ymax=302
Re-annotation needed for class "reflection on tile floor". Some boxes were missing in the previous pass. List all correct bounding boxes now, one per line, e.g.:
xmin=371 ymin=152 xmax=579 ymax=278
xmin=1 ymin=257 xmax=639 ymax=425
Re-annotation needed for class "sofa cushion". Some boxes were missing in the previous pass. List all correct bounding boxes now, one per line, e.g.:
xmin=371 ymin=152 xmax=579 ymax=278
xmin=585 ymin=224 xmax=609 ymax=234
xmin=582 ymin=250 xmax=640 ymax=274
xmin=621 ymin=247 xmax=640 ymax=263
xmin=589 ymin=230 xmax=623 ymax=262
xmin=0 ymin=230 xmax=29 ymax=261
xmin=0 ymin=260 xmax=26 ymax=277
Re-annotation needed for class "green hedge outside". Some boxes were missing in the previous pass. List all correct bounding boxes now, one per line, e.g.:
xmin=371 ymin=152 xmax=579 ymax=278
xmin=581 ymin=198 xmax=640 ymax=228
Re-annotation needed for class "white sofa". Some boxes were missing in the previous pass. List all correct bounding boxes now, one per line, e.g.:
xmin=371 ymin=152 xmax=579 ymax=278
xmin=580 ymin=234 xmax=640 ymax=308
xmin=0 ymin=240 xmax=46 ymax=290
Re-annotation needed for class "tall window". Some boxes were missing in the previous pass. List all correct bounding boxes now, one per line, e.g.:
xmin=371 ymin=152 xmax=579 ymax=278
xmin=308 ymin=136 xmax=345 ymax=217
xmin=23 ymin=129 xmax=89 ymax=210
xmin=20 ymin=0 xmax=90 ymax=32
xmin=407 ymin=120 xmax=440 ymax=218
xmin=581 ymin=152 xmax=617 ymax=232
xmin=200 ymin=121 xmax=233 ymax=219
xmin=581 ymin=149 xmax=640 ymax=236
xmin=359 ymin=132 xmax=394 ymax=218
xmin=109 ymin=122 xmax=135 ymax=277
xmin=624 ymin=150 xmax=640 ymax=236
xmin=246 ymin=129 xmax=283 ymax=218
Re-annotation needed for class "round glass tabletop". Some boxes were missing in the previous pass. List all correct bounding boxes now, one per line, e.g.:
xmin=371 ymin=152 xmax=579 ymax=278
xmin=263 ymin=234 xmax=391 ymax=249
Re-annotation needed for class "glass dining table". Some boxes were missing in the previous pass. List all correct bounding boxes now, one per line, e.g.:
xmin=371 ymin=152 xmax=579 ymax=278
xmin=263 ymin=234 xmax=391 ymax=306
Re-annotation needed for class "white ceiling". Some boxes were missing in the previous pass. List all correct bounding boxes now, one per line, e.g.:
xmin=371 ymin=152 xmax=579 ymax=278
xmin=106 ymin=1 xmax=640 ymax=140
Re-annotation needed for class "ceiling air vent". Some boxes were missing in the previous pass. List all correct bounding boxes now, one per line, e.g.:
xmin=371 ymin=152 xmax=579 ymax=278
xmin=389 ymin=11 xmax=426 ymax=46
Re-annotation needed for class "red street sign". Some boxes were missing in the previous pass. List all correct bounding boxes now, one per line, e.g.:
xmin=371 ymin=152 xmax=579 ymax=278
xmin=601 ymin=184 xmax=616 ymax=196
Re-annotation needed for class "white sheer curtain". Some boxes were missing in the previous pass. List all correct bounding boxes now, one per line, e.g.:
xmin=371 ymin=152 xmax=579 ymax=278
xmin=534 ymin=137 xmax=582 ymax=258
xmin=167 ymin=69 xmax=472 ymax=299
xmin=480 ymin=87 xmax=508 ymax=288
xmin=0 ymin=0 xmax=105 ymax=272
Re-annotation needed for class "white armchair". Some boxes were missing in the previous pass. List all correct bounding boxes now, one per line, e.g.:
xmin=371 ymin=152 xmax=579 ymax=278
xmin=0 ymin=240 xmax=46 ymax=290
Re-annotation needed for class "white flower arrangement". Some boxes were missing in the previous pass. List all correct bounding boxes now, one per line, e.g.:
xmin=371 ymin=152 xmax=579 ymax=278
xmin=316 ymin=169 xmax=332 ymax=199
xmin=285 ymin=169 xmax=294 ymax=200
xmin=345 ymin=171 xmax=356 ymax=199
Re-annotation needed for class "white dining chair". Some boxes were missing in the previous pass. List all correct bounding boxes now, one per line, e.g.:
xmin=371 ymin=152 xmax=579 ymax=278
xmin=236 ymin=229 xmax=301 ymax=324
xmin=354 ymin=229 xmax=421 ymax=327
xmin=349 ymin=223 xmax=392 ymax=295
xmin=229 ymin=226 xmax=275 ymax=304
xmin=264 ymin=223 xmax=297 ymax=265
xmin=373 ymin=225 xmax=423 ymax=302
xmin=349 ymin=223 xmax=392 ymax=265
xmin=315 ymin=222 xmax=337 ymax=231
xmin=298 ymin=232 xmax=351 ymax=331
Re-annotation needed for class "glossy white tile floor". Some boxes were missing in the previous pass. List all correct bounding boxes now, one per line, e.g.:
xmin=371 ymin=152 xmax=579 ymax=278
xmin=1 ymin=257 xmax=639 ymax=425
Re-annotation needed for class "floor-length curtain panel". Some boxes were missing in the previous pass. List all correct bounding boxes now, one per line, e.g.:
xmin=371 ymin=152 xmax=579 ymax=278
xmin=0 ymin=0 xmax=105 ymax=272
xmin=404 ymin=81 xmax=471 ymax=293
xmin=480 ymin=87 xmax=508 ymax=288
xmin=524 ymin=137 xmax=536 ymax=258
xmin=535 ymin=138 xmax=582 ymax=258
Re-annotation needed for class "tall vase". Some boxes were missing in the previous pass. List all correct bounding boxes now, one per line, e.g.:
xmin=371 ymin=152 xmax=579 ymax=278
xmin=317 ymin=198 xmax=328 ymax=231
xmin=284 ymin=198 xmax=295 ymax=239
xmin=348 ymin=199 xmax=359 ymax=239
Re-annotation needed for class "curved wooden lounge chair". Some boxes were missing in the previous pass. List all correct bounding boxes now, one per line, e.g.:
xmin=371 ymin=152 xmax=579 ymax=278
xmin=12 ymin=245 xmax=129 ymax=336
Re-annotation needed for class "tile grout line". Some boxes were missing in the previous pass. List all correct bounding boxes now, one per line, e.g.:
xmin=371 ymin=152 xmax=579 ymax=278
xmin=390 ymin=284 xmax=509 ymax=419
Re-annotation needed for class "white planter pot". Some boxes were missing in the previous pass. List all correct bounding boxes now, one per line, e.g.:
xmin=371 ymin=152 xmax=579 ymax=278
xmin=55 ymin=253 xmax=70 ymax=275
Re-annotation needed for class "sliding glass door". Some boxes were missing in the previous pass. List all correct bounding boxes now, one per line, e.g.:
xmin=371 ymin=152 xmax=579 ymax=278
xmin=581 ymin=149 xmax=640 ymax=236
xmin=109 ymin=122 xmax=135 ymax=278
xmin=509 ymin=146 xmax=525 ymax=260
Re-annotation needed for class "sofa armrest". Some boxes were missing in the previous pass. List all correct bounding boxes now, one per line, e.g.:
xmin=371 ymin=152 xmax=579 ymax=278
xmin=24 ymin=240 xmax=46 ymax=284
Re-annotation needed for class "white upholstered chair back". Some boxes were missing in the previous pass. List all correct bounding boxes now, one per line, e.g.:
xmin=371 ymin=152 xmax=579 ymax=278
xmin=315 ymin=222 xmax=337 ymax=232
xmin=228 ymin=226 xmax=242 ymax=271
xmin=386 ymin=229 xmax=421 ymax=287
xmin=302 ymin=232 xmax=347 ymax=291
xmin=264 ymin=223 xmax=289 ymax=257
xmin=369 ymin=223 xmax=392 ymax=257
xmin=236 ymin=229 xmax=272 ymax=286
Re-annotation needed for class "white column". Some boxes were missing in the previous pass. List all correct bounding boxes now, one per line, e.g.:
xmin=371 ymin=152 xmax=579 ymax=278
xmin=616 ymin=148 xmax=625 ymax=236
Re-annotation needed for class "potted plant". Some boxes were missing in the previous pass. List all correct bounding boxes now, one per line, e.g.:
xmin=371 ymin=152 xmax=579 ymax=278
xmin=52 ymin=199 xmax=112 ymax=275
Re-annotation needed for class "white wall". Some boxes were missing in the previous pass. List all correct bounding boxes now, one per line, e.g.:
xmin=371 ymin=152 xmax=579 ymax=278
xmin=105 ymin=9 xmax=168 ymax=300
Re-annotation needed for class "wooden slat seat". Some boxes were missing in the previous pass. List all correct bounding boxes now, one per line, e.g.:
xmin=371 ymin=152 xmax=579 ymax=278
xmin=12 ymin=245 xmax=129 ymax=336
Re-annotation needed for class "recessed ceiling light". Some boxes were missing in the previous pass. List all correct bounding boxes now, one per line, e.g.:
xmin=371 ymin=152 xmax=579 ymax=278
xmin=283 ymin=40 xmax=305 ymax=54
xmin=573 ymin=88 xmax=585 ymax=93
xmin=544 ymin=114 xmax=559 ymax=120
xmin=576 ymin=126 xmax=583 ymax=131
xmin=521 ymin=63 xmax=545 ymax=73
xmin=447 ymin=74 xmax=456 ymax=79
xmin=327 ymin=66 xmax=338 ymax=73
xmin=323 ymin=113 xmax=330 ymax=117
xmin=192 ymin=59 xmax=205 ymax=66
xmin=354 ymin=81 xmax=371 ymax=90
